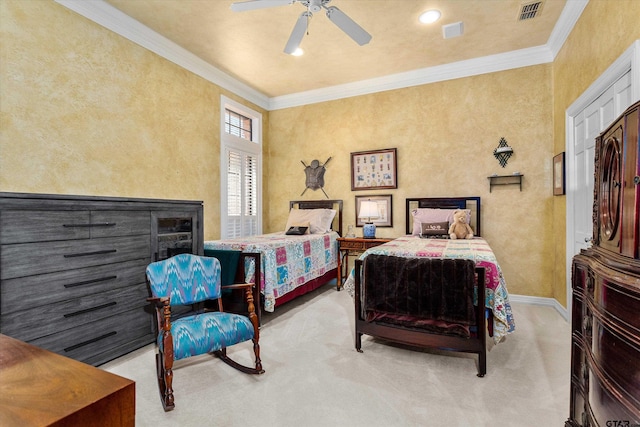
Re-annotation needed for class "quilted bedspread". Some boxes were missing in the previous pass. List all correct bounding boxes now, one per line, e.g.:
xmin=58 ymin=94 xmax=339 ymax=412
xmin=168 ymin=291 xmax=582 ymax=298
xmin=204 ymin=232 xmax=338 ymax=312
xmin=343 ymin=236 xmax=516 ymax=344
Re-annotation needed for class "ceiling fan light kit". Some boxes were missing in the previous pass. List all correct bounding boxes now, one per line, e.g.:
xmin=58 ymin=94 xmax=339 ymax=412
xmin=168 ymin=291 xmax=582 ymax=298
xmin=231 ymin=0 xmax=372 ymax=55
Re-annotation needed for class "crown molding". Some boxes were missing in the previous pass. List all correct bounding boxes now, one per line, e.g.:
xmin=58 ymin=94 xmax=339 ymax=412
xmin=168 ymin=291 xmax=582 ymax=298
xmin=546 ymin=0 xmax=589 ymax=59
xmin=268 ymin=45 xmax=554 ymax=110
xmin=56 ymin=0 xmax=587 ymax=112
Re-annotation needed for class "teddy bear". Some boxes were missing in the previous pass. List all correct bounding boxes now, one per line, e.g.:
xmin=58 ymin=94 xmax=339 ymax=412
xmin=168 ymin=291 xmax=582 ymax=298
xmin=448 ymin=209 xmax=474 ymax=240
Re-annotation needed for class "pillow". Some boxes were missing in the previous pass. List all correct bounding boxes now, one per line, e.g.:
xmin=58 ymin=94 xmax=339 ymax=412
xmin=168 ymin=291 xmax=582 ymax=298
xmin=411 ymin=208 xmax=470 ymax=236
xmin=420 ymin=221 xmax=449 ymax=237
xmin=320 ymin=209 xmax=337 ymax=233
xmin=284 ymin=209 xmax=336 ymax=234
xmin=286 ymin=225 xmax=309 ymax=235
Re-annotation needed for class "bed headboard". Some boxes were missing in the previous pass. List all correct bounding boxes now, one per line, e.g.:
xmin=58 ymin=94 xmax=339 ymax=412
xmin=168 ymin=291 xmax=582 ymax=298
xmin=405 ymin=197 xmax=481 ymax=237
xmin=289 ymin=199 xmax=343 ymax=236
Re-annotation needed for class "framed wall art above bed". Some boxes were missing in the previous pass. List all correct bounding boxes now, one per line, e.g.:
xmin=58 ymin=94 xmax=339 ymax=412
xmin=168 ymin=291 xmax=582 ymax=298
xmin=355 ymin=195 xmax=392 ymax=227
xmin=351 ymin=148 xmax=397 ymax=191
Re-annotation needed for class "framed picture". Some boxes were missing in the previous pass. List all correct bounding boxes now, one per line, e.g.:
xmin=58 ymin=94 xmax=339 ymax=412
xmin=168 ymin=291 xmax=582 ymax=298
xmin=553 ymin=152 xmax=565 ymax=196
xmin=355 ymin=195 xmax=393 ymax=227
xmin=351 ymin=148 xmax=397 ymax=190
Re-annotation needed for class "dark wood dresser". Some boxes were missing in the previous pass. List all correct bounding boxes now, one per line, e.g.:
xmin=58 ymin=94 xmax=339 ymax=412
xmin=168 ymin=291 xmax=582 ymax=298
xmin=567 ymin=101 xmax=640 ymax=426
xmin=0 ymin=192 xmax=203 ymax=366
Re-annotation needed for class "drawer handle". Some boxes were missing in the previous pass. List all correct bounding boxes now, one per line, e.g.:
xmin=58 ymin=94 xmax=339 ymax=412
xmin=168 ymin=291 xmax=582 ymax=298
xmin=63 ymin=222 xmax=117 ymax=228
xmin=64 ymin=249 xmax=117 ymax=258
xmin=64 ymin=301 xmax=117 ymax=318
xmin=64 ymin=275 xmax=118 ymax=288
xmin=63 ymin=331 xmax=117 ymax=352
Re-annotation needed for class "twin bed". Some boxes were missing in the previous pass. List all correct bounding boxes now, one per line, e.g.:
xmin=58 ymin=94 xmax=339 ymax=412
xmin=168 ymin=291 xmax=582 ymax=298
xmin=204 ymin=200 xmax=343 ymax=313
xmin=344 ymin=196 xmax=515 ymax=375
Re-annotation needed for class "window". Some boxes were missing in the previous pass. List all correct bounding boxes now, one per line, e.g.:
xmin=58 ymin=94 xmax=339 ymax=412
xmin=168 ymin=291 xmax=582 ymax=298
xmin=220 ymin=96 xmax=262 ymax=238
xmin=225 ymin=109 xmax=252 ymax=141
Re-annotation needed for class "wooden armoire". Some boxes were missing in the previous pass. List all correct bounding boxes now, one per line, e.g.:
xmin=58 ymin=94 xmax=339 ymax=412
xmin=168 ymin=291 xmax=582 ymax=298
xmin=567 ymin=100 xmax=640 ymax=426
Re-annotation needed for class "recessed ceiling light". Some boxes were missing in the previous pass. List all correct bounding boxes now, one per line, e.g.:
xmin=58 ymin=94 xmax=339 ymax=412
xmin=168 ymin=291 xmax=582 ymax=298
xmin=419 ymin=9 xmax=441 ymax=24
xmin=291 ymin=48 xmax=304 ymax=56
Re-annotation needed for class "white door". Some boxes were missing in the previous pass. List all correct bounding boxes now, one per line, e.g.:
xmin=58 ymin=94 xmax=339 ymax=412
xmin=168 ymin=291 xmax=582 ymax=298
xmin=567 ymin=71 xmax=633 ymax=305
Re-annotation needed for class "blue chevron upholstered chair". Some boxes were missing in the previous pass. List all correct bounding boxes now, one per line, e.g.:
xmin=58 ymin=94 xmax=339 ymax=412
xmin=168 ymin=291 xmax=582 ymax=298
xmin=146 ymin=254 xmax=264 ymax=411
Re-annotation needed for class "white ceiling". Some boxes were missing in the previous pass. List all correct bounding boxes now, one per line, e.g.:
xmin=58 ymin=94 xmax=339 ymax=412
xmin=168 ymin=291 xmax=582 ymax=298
xmin=60 ymin=0 xmax=587 ymax=109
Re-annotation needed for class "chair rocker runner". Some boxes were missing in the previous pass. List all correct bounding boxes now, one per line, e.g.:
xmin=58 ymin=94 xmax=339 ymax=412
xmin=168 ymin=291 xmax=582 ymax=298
xmin=146 ymin=254 xmax=264 ymax=411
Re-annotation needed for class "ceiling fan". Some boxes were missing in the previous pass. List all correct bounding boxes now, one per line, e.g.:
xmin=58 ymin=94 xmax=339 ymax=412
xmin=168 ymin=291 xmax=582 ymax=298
xmin=230 ymin=0 xmax=372 ymax=54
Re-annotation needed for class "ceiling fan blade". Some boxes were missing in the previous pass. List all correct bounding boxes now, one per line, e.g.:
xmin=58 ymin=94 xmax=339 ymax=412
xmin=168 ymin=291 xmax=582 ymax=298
xmin=325 ymin=6 xmax=372 ymax=46
xmin=284 ymin=11 xmax=310 ymax=54
xmin=231 ymin=0 xmax=294 ymax=13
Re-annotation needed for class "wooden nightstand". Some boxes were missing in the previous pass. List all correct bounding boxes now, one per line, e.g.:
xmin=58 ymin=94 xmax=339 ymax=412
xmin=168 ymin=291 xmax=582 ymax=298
xmin=336 ymin=237 xmax=392 ymax=290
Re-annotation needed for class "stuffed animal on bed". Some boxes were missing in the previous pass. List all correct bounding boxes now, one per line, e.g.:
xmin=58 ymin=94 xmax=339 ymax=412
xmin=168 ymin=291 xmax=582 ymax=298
xmin=448 ymin=209 xmax=474 ymax=240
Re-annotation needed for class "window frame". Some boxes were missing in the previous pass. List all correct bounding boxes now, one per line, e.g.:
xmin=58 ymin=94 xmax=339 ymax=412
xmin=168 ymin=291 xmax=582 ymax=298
xmin=220 ymin=95 xmax=262 ymax=238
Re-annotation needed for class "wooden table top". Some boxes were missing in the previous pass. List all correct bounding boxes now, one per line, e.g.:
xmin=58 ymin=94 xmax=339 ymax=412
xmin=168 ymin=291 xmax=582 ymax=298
xmin=0 ymin=334 xmax=135 ymax=426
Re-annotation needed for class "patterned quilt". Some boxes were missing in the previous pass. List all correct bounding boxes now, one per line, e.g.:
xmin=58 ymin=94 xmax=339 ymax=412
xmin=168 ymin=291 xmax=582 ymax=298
xmin=204 ymin=232 xmax=338 ymax=312
xmin=343 ymin=236 xmax=516 ymax=344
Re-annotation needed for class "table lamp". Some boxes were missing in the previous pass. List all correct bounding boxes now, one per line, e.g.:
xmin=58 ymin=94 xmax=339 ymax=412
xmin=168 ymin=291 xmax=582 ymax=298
xmin=358 ymin=200 xmax=379 ymax=239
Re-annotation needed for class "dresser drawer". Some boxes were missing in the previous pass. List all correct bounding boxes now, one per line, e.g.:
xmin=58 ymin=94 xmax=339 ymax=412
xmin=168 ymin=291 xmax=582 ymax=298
xmin=28 ymin=307 xmax=153 ymax=365
xmin=591 ymin=319 xmax=640 ymax=411
xmin=90 ymin=211 xmax=150 ymax=238
xmin=1 ymin=282 xmax=150 ymax=342
xmin=340 ymin=240 xmax=367 ymax=250
xmin=1 ymin=258 xmax=149 ymax=314
xmin=0 ymin=210 xmax=90 ymax=244
xmin=594 ymin=275 xmax=640 ymax=331
xmin=1 ymin=235 xmax=150 ymax=279
xmin=0 ymin=210 xmax=149 ymax=244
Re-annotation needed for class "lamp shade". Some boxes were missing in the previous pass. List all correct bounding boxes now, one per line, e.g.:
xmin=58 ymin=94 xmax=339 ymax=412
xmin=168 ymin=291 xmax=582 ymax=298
xmin=358 ymin=201 xmax=379 ymax=220
xmin=359 ymin=200 xmax=379 ymax=239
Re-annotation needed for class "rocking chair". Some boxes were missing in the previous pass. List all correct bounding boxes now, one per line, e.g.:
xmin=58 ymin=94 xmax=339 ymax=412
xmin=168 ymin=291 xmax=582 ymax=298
xmin=146 ymin=254 xmax=264 ymax=411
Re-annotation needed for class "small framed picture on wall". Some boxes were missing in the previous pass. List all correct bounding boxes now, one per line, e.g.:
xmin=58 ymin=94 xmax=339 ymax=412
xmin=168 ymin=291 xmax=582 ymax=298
xmin=553 ymin=152 xmax=565 ymax=196
xmin=351 ymin=148 xmax=397 ymax=191
xmin=355 ymin=195 xmax=393 ymax=227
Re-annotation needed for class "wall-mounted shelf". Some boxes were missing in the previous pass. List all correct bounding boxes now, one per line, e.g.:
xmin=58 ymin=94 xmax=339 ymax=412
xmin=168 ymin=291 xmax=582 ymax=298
xmin=488 ymin=174 xmax=523 ymax=192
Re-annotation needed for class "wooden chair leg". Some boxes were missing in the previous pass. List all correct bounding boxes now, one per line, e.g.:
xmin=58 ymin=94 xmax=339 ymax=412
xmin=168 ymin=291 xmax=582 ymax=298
xmin=156 ymin=349 xmax=175 ymax=411
xmin=355 ymin=331 xmax=363 ymax=353
xmin=157 ymin=333 xmax=175 ymax=411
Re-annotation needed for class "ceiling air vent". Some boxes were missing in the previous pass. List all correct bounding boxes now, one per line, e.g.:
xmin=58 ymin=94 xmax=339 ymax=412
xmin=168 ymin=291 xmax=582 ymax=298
xmin=442 ymin=21 xmax=464 ymax=39
xmin=518 ymin=1 xmax=544 ymax=21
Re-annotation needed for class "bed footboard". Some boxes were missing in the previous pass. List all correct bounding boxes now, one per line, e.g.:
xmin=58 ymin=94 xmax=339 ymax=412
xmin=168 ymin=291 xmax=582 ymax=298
xmin=354 ymin=255 xmax=487 ymax=377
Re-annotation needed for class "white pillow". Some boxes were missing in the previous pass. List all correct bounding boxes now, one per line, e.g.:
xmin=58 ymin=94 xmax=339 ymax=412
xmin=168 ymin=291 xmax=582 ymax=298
xmin=285 ymin=209 xmax=336 ymax=234
xmin=320 ymin=209 xmax=337 ymax=233
xmin=411 ymin=208 xmax=470 ymax=236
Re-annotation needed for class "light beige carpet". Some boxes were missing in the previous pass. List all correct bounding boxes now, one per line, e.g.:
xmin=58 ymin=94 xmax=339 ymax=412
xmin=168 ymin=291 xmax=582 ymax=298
xmin=102 ymin=282 xmax=570 ymax=426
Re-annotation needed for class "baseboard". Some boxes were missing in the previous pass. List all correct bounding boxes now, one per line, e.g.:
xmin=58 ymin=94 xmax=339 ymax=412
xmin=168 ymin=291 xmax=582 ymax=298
xmin=509 ymin=294 xmax=569 ymax=322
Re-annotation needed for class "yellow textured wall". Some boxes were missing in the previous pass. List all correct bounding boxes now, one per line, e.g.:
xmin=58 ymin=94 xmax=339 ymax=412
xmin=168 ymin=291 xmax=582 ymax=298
xmin=268 ymin=65 xmax=555 ymax=298
xmin=551 ymin=0 xmax=640 ymax=307
xmin=0 ymin=0 xmax=268 ymax=240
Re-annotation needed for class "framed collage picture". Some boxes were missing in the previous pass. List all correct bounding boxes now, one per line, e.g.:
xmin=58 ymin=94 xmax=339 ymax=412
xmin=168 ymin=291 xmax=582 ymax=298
xmin=351 ymin=148 xmax=397 ymax=191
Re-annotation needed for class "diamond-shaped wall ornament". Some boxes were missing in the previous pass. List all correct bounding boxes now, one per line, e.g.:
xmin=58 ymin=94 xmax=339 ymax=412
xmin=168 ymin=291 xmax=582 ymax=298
xmin=493 ymin=137 xmax=513 ymax=168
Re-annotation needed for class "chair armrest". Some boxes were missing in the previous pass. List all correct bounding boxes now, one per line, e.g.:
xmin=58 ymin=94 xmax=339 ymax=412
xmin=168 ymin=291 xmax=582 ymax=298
xmin=147 ymin=296 xmax=170 ymax=306
xmin=147 ymin=296 xmax=171 ymax=334
xmin=222 ymin=282 xmax=260 ymax=337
